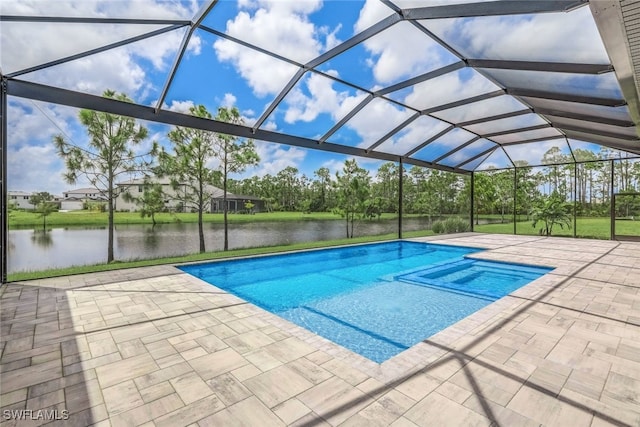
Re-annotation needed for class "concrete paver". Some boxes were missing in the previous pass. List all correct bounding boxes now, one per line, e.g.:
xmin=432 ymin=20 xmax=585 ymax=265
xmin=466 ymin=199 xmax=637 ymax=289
xmin=1 ymin=234 xmax=639 ymax=426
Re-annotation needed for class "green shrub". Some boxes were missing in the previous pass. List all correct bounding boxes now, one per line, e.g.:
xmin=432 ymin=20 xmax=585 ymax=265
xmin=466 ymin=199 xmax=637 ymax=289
xmin=431 ymin=220 xmax=444 ymax=234
xmin=431 ymin=217 xmax=470 ymax=234
xmin=84 ymin=201 xmax=106 ymax=212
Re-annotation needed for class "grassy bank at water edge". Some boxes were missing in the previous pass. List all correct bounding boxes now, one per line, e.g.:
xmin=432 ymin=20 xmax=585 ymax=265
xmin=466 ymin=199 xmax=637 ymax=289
xmin=8 ymin=210 xmax=361 ymax=228
xmin=6 ymin=229 xmax=435 ymax=282
xmin=474 ymin=217 xmax=639 ymax=239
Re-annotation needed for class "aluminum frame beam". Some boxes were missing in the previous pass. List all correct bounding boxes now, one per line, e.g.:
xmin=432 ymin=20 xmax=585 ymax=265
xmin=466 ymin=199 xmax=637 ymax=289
xmin=467 ymin=59 xmax=613 ymax=74
xmin=402 ymin=1 xmax=587 ymax=20
xmin=555 ymin=123 xmax=640 ymax=141
xmin=563 ymin=130 xmax=640 ymax=155
xmin=7 ymin=25 xmax=186 ymax=78
xmin=532 ymin=107 xmax=635 ymax=127
xmin=433 ymin=136 xmax=481 ymax=163
xmin=375 ymin=62 xmax=465 ymax=96
xmin=6 ymin=79 xmax=471 ymax=175
xmin=0 ymin=78 xmax=6 ymax=284
xmin=366 ymin=113 xmax=420 ymax=152
xmin=507 ymin=88 xmax=627 ymax=107
xmin=253 ymin=68 xmax=306 ymax=132
xmin=0 ymin=15 xmax=190 ymax=25
xmin=482 ymin=123 xmax=551 ymax=139
xmin=590 ymin=0 xmax=640 ymax=125
xmin=404 ymin=125 xmax=454 ymax=157
xmin=499 ymin=135 xmax=567 ymax=147
xmin=251 ymin=14 xmax=403 ymax=134
xmin=306 ymin=14 xmax=402 ymax=69
xmin=154 ymin=0 xmax=218 ymax=112
xmin=422 ymin=90 xmax=505 ymax=114
xmin=455 ymin=146 xmax=497 ymax=169
xmin=199 ymin=25 xmax=302 ymax=68
xmin=456 ymin=109 xmax=531 ymax=127
xmin=319 ymin=94 xmax=374 ymax=143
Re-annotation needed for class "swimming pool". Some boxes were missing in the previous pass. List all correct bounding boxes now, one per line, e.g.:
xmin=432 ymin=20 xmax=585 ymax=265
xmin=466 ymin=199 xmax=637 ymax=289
xmin=180 ymin=241 xmax=552 ymax=362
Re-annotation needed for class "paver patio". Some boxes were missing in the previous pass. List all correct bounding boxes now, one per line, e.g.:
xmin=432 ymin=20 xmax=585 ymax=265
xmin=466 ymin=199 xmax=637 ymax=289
xmin=1 ymin=233 xmax=639 ymax=426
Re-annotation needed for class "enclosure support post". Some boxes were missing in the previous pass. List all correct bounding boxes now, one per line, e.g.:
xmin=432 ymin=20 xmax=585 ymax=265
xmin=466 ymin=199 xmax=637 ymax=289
xmin=470 ymin=172 xmax=474 ymax=232
xmin=513 ymin=167 xmax=517 ymax=235
xmin=610 ymin=159 xmax=615 ymax=240
xmin=1 ymin=77 xmax=7 ymax=284
xmin=398 ymin=158 xmax=403 ymax=239
xmin=573 ymin=164 xmax=577 ymax=238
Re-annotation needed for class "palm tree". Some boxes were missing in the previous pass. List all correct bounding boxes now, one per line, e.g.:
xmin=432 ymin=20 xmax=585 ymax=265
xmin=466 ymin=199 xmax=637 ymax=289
xmin=531 ymin=193 xmax=572 ymax=236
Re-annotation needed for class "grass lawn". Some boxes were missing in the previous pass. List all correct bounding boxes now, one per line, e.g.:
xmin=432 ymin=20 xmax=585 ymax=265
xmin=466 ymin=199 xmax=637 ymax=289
xmin=9 ymin=210 xmax=399 ymax=228
xmin=474 ymin=217 xmax=639 ymax=239
xmin=6 ymin=229 xmax=435 ymax=282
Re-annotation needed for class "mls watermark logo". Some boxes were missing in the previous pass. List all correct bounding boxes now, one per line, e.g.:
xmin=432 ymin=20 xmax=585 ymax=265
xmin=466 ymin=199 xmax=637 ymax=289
xmin=3 ymin=409 xmax=70 ymax=421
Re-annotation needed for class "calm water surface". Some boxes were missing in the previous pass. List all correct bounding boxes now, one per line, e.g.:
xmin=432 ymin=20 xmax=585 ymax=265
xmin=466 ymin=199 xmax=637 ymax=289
xmin=8 ymin=218 xmax=441 ymax=273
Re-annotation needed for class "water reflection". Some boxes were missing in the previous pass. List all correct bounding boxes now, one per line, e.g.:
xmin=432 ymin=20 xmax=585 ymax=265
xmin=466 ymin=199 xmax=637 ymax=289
xmin=8 ymin=218 xmax=441 ymax=273
xmin=31 ymin=229 xmax=53 ymax=248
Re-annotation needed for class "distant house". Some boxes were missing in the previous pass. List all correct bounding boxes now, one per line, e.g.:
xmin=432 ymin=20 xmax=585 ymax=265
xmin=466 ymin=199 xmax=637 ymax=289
xmin=61 ymin=187 xmax=107 ymax=211
xmin=8 ymin=191 xmax=33 ymax=210
xmin=9 ymin=191 xmax=62 ymax=210
xmin=114 ymin=178 xmax=181 ymax=212
xmin=115 ymin=178 xmax=264 ymax=213
xmin=209 ymin=187 xmax=264 ymax=214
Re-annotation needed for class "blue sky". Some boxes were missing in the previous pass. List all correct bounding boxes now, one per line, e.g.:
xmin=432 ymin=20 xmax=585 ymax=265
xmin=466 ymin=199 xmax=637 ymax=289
xmin=3 ymin=0 xmax=637 ymax=195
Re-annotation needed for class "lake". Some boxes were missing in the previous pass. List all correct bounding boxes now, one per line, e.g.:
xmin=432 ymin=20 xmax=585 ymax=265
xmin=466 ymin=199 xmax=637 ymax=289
xmin=8 ymin=217 xmax=443 ymax=273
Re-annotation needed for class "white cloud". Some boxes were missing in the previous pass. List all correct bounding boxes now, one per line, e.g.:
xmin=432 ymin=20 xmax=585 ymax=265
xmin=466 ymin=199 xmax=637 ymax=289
xmin=2 ymin=0 xmax=199 ymax=20
xmin=504 ymin=140 xmax=570 ymax=165
xmin=404 ymin=70 xmax=499 ymax=111
xmin=377 ymin=115 xmax=451 ymax=155
xmin=322 ymin=23 xmax=343 ymax=51
xmin=214 ymin=40 xmax=300 ymax=97
xmin=7 ymin=100 xmax=74 ymax=148
xmin=354 ymin=0 xmax=394 ymax=34
xmin=284 ymin=73 xmax=356 ymax=123
xmin=221 ymin=93 xmax=237 ymax=108
xmin=321 ymin=156 xmax=380 ymax=176
xmin=8 ymin=144 xmax=71 ymax=195
xmin=134 ymin=28 xmax=202 ymax=71
xmin=213 ymin=0 xmax=341 ymax=97
xmin=261 ymin=120 xmax=278 ymax=131
xmin=6 ymin=101 xmax=87 ymax=194
xmin=163 ymin=99 xmax=196 ymax=114
xmin=251 ymin=141 xmax=306 ymax=176
xmin=321 ymin=158 xmax=348 ymax=176
xmin=1 ymin=1 xmax=202 ymax=99
xmin=218 ymin=4 xmax=323 ymax=63
xmin=25 ymin=49 xmax=148 ymax=97
xmin=341 ymin=98 xmax=415 ymax=148
xmin=426 ymin=6 xmax=608 ymax=63
xmin=358 ymin=21 xmax=451 ymax=85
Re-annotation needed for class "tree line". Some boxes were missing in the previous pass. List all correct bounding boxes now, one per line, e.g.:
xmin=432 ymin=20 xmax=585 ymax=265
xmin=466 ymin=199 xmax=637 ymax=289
xmin=474 ymin=146 xmax=640 ymax=226
xmin=47 ymin=90 xmax=639 ymax=262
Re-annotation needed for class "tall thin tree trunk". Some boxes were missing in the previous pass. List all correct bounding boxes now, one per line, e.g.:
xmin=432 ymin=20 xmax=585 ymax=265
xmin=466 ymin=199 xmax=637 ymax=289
xmin=345 ymin=212 xmax=349 ymax=238
xmin=198 ymin=206 xmax=205 ymax=253
xmin=198 ymin=181 xmax=205 ymax=253
xmin=107 ymin=178 xmax=114 ymax=263
xmin=223 ymin=152 xmax=229 ymax=251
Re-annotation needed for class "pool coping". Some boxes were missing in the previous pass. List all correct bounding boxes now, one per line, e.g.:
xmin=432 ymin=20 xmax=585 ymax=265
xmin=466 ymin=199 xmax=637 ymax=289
xmin=171 ymin=235 xmax=586 ymax=383
xmin=2 ymin=233 xmax=639 ymax=426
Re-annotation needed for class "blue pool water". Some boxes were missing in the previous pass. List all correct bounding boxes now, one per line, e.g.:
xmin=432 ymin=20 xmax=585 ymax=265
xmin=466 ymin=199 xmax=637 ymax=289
xmin=180 ymin=241 xmax=552 ymax=362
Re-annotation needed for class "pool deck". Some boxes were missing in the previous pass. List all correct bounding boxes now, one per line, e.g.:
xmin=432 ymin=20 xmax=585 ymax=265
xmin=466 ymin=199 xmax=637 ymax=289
xmin=1 ymin=233 xmax=639 ymax=426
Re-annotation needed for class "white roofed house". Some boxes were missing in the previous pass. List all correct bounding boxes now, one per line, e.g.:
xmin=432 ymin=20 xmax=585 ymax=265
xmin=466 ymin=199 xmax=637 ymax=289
xmin=61 ymin=187 xmax=107 ymax=211
xmin=115 ymin=177 xmax=185 ymax=212
xmin=8 ymin=190 xmax=33 ymax=210
xmin=115 ymin=178 xmax=264 ymax=213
